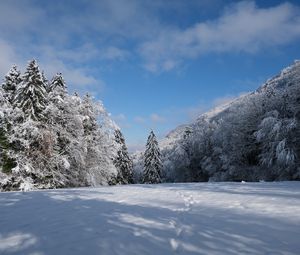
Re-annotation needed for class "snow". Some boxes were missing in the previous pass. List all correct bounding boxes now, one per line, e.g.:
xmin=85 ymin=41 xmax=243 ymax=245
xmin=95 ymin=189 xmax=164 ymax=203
xmin=0 ymin=182 xmax=300 ymax=255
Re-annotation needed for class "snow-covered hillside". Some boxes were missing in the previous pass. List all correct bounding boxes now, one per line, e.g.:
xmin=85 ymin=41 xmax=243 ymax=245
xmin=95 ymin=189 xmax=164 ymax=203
xmin=159 ymin=60 xmax=300 ymax=153
xmin=133 ymin=60 xmax=300 ymax=183
xmin=0 ymin=182 xmax=299 ymax=255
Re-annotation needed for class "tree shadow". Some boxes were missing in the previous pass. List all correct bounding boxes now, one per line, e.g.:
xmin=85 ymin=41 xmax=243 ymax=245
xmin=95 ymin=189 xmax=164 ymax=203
xmin=0 ymin=186 xmax=299 ymax=255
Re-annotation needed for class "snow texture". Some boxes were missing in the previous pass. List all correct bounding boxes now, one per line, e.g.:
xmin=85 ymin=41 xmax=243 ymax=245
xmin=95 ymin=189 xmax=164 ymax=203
xmin=0 ymin=182 xmax=299 ymax=255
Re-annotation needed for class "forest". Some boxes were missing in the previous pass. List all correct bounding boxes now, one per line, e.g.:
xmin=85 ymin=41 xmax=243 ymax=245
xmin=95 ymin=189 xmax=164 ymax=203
xmin=1 ymin=60 xmax=300 ymax=191
xmin=133 ymin=61 xmax=300 ymax=183
xmin=0 ymin=60 xmax=133 ymax=191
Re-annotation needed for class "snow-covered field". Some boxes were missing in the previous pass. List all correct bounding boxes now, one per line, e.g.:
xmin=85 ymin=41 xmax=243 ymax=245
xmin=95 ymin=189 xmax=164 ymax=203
xmin=0 ymin=182 xmax=300 ymax=255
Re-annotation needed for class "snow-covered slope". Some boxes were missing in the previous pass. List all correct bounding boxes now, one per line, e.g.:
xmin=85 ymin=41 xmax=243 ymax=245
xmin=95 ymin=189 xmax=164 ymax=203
xmin=0 ymin=182 xmax=299 ymax=255
xmin=160 ymin=60 xmax=300 ymax=152
xmin=133 ymin=60 xmax=300 ymax=182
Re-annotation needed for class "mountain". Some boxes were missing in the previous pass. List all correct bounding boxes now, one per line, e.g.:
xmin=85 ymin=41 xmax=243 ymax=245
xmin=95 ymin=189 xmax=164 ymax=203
xmin=133 ymin=60 xmax=300 ymax=182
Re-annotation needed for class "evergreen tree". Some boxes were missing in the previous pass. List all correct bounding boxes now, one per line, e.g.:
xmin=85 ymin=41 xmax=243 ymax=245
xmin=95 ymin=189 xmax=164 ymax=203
xmin=81 ymin=94 xmax=98 ymax=136
xmin=14 ymin=60 xmax=47 ymax=120
xmin=143 ymin=130 xmax=162 ymax=184
xmin=114 ymin=129 xmax=133 ymax=184
xmin=2 ymin=65 xmax=22 ymax=103
xmin=0 ymin=59 xmax=120 ymax=191
xmin=48 ymin=73 xmax=67 ymax=106
xmin=80 ymin=93 xmax=116 ymax=186
xmin=49 ymin=73 xmax=67 ymax=93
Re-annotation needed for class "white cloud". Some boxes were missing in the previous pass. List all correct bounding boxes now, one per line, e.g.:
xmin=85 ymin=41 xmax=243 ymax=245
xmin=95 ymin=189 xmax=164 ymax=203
xmin=134 ymin=116 xmax=146 ymax=124
xmin=112 ymin=114 xmax=132 ymax=129
xmin=0 ymin=39 xmax=23 ymax=77
xmin=150 ymin=113 xmax=165 ymax=123
xmin=102 ymin=46 xmax=130 ymax=61
xmin=0 ymin=1 xmax=129 ymax=91
xmin=140 ymin=1 xmax=300 ymax=72
xmin=134 ymin=114 xmax=166 ymax=126
xmin=0 ymin=40 xmax=104 ymax=92
xmin=1 ymin=0 xmax=300 ymax=77
xmin=40 ymin=59 xmax=101 ymax=89
xmin=0 ymin=1 xmax=43 ymax=36
xmin=184 ymin=105 xmax=207 ymax=121
xmin=113 ymin=113 xmax=126 ymax=121
xmin=212 ymin=92 xmax=250 ymax=107
xmin=212 ymin=95 xmax=237 ymax=107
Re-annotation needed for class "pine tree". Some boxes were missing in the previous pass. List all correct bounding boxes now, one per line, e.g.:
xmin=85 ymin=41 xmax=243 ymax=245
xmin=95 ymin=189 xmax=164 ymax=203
xmin=143 ymin=130 xmax=162 ymax=184
xmin=14 ymin=60 xmax=47 ymax=121
xmin=2 ymin=65 xmax=22 ymax=103
xmin=114 ymin=129 xmax=133 ymax=184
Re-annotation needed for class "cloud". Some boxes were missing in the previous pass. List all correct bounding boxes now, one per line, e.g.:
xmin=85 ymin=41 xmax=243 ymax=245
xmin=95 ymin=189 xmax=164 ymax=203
xmin=1 ymin=0 xmax=300 ymax=79
xmin=150 ymin=113 xmax=165 ymax=123
xmin=212 ymin=92 xmax=250 ymax=107
xmin=39 ymin=59 xmax=101 ymax=90
xmin=184 ymin=105 xmax=207 ymax=121
xmin=112 ymin=114 xmax=132 ymax=129
xmin=134 ymin=116 xmax=146 ymax=124
xmin=139 ymin=1 xmax=300 ymax=72
xmin=0 ymin=1 xmax=130 ymax=91
xmin=0 ymin=1 xmax=43 ymax=37
xmin=134 ymin=113 xmax=166 ymax=126
xmin=212 ymin=95 xmax=237 ymax=107
xmin=113 ymin=113 xmax=126 ymax=121
xmin=102 ymin=47 xmax=130 ymax=61
xmin=0 ymin=39 xmax=23 ymax=77
xmin=0 ymin=40 xmax=103 ymax=93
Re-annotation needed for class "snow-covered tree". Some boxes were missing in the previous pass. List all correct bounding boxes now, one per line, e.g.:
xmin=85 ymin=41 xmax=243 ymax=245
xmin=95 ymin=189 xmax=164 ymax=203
xmin=255 ymin=111 xmax=297 ymax=179
xmin=14 ymin=60 xmax=47 ymax=121
xmin=48 ymin=73 xmax=67 ymax=105
xmin=0 ymin=60 xmax=122 ymax=191
xmin=2 ymin=65 xmax=22 ymax=103
xmin=114 ymin=129 xmax=133 ymax=184
xmin=80 ymin=94 xmax=117 ymax=186
xmin=132 ymin=61 xmax=300 ymax=183
xmin=0 ymin=87 xmax=16 ymax=175
xmin=143 ymin=130 xmax=162 ymax=184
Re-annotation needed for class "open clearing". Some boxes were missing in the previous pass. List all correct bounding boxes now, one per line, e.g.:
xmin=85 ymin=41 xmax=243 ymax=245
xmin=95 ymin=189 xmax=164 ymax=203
xmin=0 ymin=182 xmax=300 ymax=255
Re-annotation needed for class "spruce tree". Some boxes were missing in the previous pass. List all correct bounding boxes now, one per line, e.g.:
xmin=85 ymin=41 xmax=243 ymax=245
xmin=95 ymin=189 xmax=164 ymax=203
xmin=2 ymin=65 xmax=22 ymax=103
xmin=114 ymin=129 xmax=133 ymax=184
xmin=48 ymin=73 xmax=67 ymax=105
xmin=49 ymin=73 xmax=67 ymax=93
xmin=14 ymin=60 xmax=47 ymax=120
xmin=143 ymin=130 xmax=162 ymax=184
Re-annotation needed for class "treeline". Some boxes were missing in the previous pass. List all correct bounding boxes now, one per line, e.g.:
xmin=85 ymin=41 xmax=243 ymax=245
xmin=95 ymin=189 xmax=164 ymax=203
xmin=161 ymin=61 xmax=300 ymax=182
xmin=2 ymin=60 xmax=299 ymax=190
xmin=0 ymin=60 xmax=133 ymax=191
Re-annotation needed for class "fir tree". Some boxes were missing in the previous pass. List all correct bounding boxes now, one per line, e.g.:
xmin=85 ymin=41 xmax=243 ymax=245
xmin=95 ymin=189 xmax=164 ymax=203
xmin=14 ymin=60 xmax=47 ymax=120
xmin=48 ymin=73 xmax=67 ymax=105
xmin=114 ymin=129 xmax=133 ymax=184
xmin=143 ymin=130 xmax=162 ymax=184
xmin=0 ymin=59 xmax=120 ymax=191
xmin=2 ymin=65 xmax=22 ymax=103
xmin=49 ymin=73 xmax=67 ymax=93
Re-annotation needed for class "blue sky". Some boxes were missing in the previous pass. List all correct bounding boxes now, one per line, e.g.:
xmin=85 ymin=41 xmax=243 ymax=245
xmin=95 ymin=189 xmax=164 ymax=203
xmin=0 ymin=0 xmax=300 ymax=151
